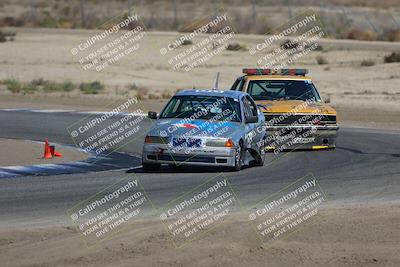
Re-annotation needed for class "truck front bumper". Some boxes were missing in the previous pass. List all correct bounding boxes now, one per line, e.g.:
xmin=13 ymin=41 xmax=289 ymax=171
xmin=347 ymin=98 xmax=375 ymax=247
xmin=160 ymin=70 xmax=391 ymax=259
xmin=264 ymin=125 xmax=339 ymax=151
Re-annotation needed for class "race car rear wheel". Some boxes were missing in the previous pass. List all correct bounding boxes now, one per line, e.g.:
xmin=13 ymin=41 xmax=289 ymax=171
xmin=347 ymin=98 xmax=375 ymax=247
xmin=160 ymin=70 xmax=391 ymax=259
xmin=142 ymin=162 xmax=161 ymax=172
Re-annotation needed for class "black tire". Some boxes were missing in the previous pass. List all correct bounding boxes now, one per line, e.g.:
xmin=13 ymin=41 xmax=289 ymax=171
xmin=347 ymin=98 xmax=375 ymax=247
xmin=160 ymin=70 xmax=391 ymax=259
xmin=253 ymin=150 xmax=265 ymax=166
xmin=254 ymin=137 xmax=266 ymax=166
xmin=231 ymin=142 xmax=244 ymax=171
xmin=142 ymin=162 xmax=161 ymax=172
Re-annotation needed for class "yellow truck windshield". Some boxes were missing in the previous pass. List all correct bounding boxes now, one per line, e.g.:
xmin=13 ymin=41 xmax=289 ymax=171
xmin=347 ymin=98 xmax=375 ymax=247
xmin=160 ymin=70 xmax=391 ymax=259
xmin=248 ymin=80 xmax=321 ymax=101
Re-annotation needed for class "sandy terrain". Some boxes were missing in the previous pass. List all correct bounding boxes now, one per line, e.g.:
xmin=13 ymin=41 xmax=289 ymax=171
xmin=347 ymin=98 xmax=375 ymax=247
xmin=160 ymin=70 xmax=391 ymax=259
xmin=0 ymin=204 xmax=399 ymax=267
xmin=1 ymin=27 xmax=399 ymax=266
xmin=1 ymin=27 xmax=400 ymax=129
xmin=0 ymin=0 xmax=399 ymax=263
xmin=1 ymin=0 xmax=399 ymax=37
xmin=0 ymin=138 xmax=88 ymax=167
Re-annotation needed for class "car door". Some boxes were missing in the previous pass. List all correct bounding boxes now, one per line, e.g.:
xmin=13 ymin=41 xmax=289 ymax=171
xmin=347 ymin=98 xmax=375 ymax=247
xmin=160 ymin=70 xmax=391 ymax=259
xmin=242 ymin=95 xmax=262 ymax=152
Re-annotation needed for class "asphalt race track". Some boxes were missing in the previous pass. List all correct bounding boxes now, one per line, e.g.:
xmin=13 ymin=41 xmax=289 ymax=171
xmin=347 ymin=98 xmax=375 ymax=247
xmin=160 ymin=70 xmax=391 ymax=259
xmin=0 ymin=110 xmax=399 ymax=229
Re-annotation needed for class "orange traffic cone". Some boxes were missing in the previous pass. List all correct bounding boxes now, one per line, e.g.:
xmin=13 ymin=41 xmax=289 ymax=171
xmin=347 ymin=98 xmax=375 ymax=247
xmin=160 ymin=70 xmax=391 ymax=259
xmin=43 ymin=139 xmax=53 ymax=159
xmin=50 ymin=145 xmax=55 ymax=156
xmin=54 ymin=150 xmax=63 ymax=157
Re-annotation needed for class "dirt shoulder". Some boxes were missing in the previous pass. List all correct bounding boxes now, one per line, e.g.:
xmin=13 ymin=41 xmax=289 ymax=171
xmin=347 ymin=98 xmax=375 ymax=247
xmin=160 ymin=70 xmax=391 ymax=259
xmin=1 ymin=28 xmax=400 ymax=130
xmin=0 ymin=138 xmax=88 ymax=167
xmin=0 ymin=94 xmax=167 ymax=114
xmin=0 ymin=204 xmax=399 ymax=267
xmin=1 ymin=28 xmax=400 ymax=112
xmin=335 ymin=104 xmax=400 ymax=130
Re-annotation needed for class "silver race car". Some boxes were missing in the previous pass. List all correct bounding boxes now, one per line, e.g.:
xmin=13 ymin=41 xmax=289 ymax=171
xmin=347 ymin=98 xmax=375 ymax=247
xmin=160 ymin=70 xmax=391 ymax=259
xmin=142 ymin=89 xmax=266 ymax=172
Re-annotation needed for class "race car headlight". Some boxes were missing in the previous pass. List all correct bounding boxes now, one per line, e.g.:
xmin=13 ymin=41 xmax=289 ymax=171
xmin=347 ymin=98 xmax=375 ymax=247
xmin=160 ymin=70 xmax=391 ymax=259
xmin=206 ymin=139 xmax=225 ymax=147
xmin=145 ymin=135 xmax=152 ymax=143
xmin=225 ymin=139 xmax=235 ymax=148
xmin=206 ymin=138 xmax=235 ymax=148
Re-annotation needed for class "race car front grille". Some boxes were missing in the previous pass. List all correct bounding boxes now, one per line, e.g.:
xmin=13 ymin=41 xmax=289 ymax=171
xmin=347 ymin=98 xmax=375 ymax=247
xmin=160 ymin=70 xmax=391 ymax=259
xmin=264 ymin=114 xmax=336 ymax=126
xmin=157 ymin=154 xmax=215 ymax=163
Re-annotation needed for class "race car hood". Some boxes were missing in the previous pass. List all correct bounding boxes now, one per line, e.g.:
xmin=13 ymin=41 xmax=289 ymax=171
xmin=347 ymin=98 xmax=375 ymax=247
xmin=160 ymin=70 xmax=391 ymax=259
xmin=255 ymin=100 xmax=337 ymax=115
xmin=149 ymin=118 xmax=241 ymax=138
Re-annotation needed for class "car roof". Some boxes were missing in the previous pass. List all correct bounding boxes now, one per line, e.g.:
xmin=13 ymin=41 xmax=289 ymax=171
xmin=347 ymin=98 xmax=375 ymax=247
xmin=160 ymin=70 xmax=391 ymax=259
xmin=243 ymin=75 xmax=312 ymax=81
xmin=175 ymin=89 xmax=247 ymax=98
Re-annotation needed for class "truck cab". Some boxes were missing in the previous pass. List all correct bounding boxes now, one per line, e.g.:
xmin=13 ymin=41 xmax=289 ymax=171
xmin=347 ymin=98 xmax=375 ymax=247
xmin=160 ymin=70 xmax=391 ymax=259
xmin=231 ymin=69 xmax=338 ymax=151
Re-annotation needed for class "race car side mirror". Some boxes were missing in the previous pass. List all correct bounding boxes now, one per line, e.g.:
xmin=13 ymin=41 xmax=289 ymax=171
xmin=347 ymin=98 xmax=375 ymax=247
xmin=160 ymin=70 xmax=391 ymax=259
xmin=148 ymin=111 xmax=158 ymax=119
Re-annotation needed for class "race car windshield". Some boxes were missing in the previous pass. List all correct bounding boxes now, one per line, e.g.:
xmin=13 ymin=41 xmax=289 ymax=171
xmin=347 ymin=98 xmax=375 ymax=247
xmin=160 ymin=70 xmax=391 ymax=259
xmin=248 ymin=80 xmax=321 ymax=101
xmin=160 ymin=95 xmax=241 ymax=122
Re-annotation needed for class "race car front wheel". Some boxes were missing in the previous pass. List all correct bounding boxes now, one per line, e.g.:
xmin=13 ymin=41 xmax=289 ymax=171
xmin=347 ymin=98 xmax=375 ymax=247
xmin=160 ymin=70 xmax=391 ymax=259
xmin=253 ymin=136 xmax=266 ymax=166
xmin=232 ymin=143 xmax=244 ymax=171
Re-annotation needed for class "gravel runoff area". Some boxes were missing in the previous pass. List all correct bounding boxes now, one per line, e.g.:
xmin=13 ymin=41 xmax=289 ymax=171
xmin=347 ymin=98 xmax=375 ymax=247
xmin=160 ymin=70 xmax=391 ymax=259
xmin=0 ymin=138 xmax=88 ymax=167
xmin=0 ymin=205 xmax=399 ymax=267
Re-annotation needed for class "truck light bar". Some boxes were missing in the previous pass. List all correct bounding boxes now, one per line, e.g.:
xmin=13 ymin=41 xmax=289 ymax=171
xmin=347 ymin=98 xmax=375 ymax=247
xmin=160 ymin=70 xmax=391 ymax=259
xmin=242 ymin=68 xmax=308 ymax=76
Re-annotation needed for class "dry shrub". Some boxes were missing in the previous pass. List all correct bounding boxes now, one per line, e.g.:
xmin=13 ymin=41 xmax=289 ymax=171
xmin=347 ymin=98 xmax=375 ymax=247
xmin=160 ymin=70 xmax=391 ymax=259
xmin=0 ymin=16 xmax=24 ymax=27
xmin=316 ymin=55 xmax=328 ymax=65
xmin=148 ymin=94 xmax=161 ymax=100
xmin=43 ymin=81 xmax=75 ymax=92
xmin=381 ymin=29 xmax=400 ymax=42
xmin=346 ymin=28 xmax=377 ymax=41
xmin=58 ymin=18 xmax=73 ymax=29
xmin=179 ymin=17 xmax=214 ymax=33
xmin=3 ymin=79 xmax=39 ymax=94
xmin=360 ymin=59 xmax=375 ymax=66
xmin=136 ymin=87 xmax=148 ymax=100
xmin=384 ymin=52 xmax=400 ymax=63
xmin=173 ymin=37 xmax=193 ymax=48
xmin=79 ymin=81 xmax=104 ymax=94
xmin=181 ymin=39 xmax=192 ymax=45
xmin=4 ymin=79 xmax=22 ymax=93
xmin=330 ymin=0 xmax=400 ymax=8
xmin=226 ymin=42 xmax=247 ymax=51
xmin=6 ymin=31 xmax=16 ymax=41
xmin=0 ymin=31 xmax=6 ymax=42
xmin=281 ymin=39 xmax=299 ymax=50
xmin=361 ymin=89 xmax=375 ymax=95
xmin=161 ymin=90 xmax=173 ymax=99
xmin=136 ymin=92 xmax=144 ymax=101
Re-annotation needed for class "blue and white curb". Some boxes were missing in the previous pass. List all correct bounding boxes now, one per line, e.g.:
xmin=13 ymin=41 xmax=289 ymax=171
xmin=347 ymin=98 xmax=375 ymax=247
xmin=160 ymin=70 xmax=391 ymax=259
xmin=0 ymin=163 xmax=87 ymax=178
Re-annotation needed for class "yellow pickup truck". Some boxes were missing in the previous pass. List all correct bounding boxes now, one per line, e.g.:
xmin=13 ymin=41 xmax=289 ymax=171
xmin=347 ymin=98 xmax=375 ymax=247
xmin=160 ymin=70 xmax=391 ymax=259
xmin=230 ymin=69 xmax=338 ymax=151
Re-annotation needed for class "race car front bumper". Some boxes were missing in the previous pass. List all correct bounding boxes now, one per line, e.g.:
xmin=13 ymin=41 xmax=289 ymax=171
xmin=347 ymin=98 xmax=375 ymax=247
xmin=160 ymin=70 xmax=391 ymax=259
xmin=142 ymin=143 xmax=237 ymax=166
xmin=264 ymin=125 xmax=339 ymax=151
